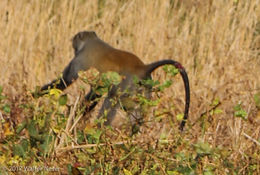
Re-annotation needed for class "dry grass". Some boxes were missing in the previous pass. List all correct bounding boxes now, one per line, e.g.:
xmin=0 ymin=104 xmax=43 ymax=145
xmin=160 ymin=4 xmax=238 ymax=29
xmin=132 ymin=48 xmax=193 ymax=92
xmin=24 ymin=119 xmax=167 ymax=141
xmin=0 ymin=0 xmax=259 ymax=174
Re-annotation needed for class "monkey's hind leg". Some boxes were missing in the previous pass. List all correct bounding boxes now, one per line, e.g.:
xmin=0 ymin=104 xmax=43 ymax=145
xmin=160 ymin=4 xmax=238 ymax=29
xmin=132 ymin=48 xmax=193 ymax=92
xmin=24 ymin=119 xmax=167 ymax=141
xmin=96 ymin=76 xmax=135 ymax=126
xmin=96 ymin=85 xmax=120 ymax=125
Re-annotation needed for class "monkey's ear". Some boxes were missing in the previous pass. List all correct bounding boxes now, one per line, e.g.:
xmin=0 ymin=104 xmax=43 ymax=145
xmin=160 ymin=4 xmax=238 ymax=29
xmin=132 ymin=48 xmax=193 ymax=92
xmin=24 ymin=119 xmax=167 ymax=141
xmin=78 ymin=32 xmax=85 ymax=39
xmin=89 ymin=31 xmax=97 ymax=37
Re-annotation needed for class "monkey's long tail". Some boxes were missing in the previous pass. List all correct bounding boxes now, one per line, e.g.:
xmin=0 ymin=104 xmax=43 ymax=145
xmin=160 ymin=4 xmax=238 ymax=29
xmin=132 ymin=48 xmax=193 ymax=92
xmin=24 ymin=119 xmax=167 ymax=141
xmin=146 ymin=59 xmax=190 ymax=131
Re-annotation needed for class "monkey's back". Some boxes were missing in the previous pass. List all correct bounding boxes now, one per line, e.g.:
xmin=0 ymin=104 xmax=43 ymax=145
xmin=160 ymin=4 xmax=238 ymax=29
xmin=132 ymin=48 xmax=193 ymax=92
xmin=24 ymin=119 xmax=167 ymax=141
xmin=84 ymin=38 xmax=146 ymax=77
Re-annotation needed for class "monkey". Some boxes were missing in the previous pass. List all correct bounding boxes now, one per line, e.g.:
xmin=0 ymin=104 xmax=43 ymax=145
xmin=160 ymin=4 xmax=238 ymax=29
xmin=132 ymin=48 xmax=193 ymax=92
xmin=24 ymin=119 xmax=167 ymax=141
xmin=40 ymin=31 xmax=190 ymax=131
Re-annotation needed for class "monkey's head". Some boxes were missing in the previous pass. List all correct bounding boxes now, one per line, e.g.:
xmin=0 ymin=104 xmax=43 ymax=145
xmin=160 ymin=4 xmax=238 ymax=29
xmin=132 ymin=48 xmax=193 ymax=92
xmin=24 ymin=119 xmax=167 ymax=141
xmin=72 ymin=31 xmax=97 ymax=54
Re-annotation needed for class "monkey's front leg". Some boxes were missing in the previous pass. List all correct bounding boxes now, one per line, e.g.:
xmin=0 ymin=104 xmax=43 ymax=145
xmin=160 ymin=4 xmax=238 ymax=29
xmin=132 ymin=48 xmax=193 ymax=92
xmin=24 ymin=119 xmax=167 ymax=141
xmin=39 ymin=59 xmax=80 ymax=95
xmin=84 ymin=87 xmax=102 ymax=113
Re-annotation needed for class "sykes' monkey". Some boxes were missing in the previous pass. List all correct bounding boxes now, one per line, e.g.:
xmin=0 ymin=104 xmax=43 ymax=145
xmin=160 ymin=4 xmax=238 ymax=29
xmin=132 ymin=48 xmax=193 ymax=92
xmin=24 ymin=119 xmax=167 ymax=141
xmin=40 ymin=31 xmax=190 ymax=131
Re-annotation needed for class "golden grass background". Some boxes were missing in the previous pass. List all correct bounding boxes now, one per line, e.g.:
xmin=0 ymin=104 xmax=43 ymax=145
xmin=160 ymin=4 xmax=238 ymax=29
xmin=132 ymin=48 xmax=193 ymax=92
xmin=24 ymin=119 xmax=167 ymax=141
xmin=0 ymin=0 xmax=260 ymax=173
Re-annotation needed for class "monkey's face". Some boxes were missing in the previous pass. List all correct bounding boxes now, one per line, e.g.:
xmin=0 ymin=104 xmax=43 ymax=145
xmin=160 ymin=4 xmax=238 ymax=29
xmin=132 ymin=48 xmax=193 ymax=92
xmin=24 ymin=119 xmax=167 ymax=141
xmin=72 ymin=31 xmax=97 ymax=54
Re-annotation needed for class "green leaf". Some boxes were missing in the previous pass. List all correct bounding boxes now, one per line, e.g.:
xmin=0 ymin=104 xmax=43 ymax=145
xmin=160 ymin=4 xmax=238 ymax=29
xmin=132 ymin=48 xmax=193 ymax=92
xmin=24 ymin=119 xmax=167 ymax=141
xmin=49 ymin=88 xmax=62 ymax=98
xmin=141 ymin=79 xmax=160 ymax=87
xmin=67 ymin=164 xmax=72 ymax=174
xmin=39 ymin=134 xmax=53 ymax=155
xmin=13 ymin=144 xmax=26 ymax=158
xmin=16 ymin=121 xmax=27 ymax=134
xmin=234 ymin=110 xmax=247 ymax=119
xmin=158 ymin=80 xmax=173 ymax=91
xmin=77 ymin=130 xmax=85 ymax=144
xmin=137 ymin=95 xmax=160 ymax=106
xmin=163 ymin=65 xmax=179 ymax=76
xmin=96 ymin=86 xmax=108 ymax=96
xmin=234 ymin=103 xmax=247 ymax=120
xmin=194 ymin=142 xmax=212 ymax=155
xmin=3 ymin=104 xmax=10 ymax=113
xmin=159 ymin=132 xmax=169 ymax=144
xmin=59 ymin=94 xmax=68 ymax=106
xmin=0 ymin=95 xmax=6 ymax=101
xmin=132 ymin=75 xmax=140 ymax=84
xmin=211 ymin=98 xmax=220 ymax=106
xmin=27 ymin=121 xmax=37 ymax=137
xmin=92 ymin=130 xmax=102 ymax=140
xmin=86 ymin=128 xmax=102 ymax=142
xmin=234 ymin=103 xmax=242 ymax=111
xmin=176 ymin=113 xmax=184 ymax=121
xmin=101 ymin=71 xmax=122 ymax=87
xmin=204 ymin=170 xmax=214 ymax=175
xmin=213 ymin=108 xmax=223 ymax=114
xmin=20 ymin=139 xmax=29 ymax=153
xmin=123 ymin=168 xmax=133 ymax=175
xmin=27 ymin=120 xmax=42 ymax=141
